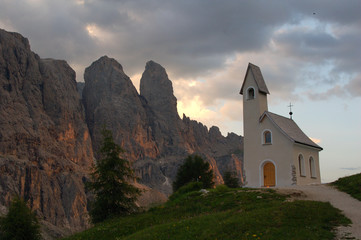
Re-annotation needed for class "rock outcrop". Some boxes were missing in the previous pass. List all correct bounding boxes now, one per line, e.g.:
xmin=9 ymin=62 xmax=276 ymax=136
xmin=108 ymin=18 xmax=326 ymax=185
xmin=82 ymin=56 xmax=159 ymax=159
xmin=0 ymin=29 xmax=93 ymax=238
xmin=82 ymin=57 xmax=244 ymax=195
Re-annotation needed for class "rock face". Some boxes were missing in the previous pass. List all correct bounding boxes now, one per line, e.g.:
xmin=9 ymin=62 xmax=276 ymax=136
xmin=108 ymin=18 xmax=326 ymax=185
xmin=0 ymin=29 xmax=93 ymax=237
xmin=77 ymin=82 xmax=85 ymax=99
xmin=140 ymin=61 xmax=179 ymax=123
xmin=82 ymin=56 xmax=159 ymax=160
xmin=83 ymin=57 xmax=244 ymax=195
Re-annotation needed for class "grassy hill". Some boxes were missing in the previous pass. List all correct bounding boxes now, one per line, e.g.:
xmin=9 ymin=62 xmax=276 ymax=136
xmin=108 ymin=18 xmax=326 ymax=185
xmin=63 ymin=184 xmax=350 ymax=240
xmin=332 ymin=173 xmax=361 ymax=201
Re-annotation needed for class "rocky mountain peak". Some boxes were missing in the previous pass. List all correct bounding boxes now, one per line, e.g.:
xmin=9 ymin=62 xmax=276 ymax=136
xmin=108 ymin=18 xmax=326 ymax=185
xmin=93 ymin=55 xmax=123 ymax=71
xmin=83 ymin=56 xmax=127 ymax=88
xmin=83 ymin=55 xmax=138 ymax=131
xmin=140 ymin=60 xmax=178 ymax=120
xmin=209 ymin=126 xmax=223 ymax=140
xmin=0 ymin=28 xmax=31 ymax=51
xmin=82 ymin=56 xmax=156 ymax=158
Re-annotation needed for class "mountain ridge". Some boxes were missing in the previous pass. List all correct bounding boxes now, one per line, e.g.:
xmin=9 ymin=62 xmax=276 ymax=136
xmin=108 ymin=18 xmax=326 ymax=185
xmin=81 ymin=56 xmax=244 ymax=195
xmin=0 ymin=28 xmax=243 ymax=238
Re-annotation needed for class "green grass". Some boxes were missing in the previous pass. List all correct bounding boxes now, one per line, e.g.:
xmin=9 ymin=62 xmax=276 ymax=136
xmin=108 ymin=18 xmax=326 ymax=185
xmin=63 ymin=185 xmax=350 ymax=240
xmin=332 ymin=173 xmax=361 ymax=201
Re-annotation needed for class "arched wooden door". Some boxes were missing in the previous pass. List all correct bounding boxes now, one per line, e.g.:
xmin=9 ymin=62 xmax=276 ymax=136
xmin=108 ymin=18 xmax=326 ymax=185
xmin=263 ymin=162 xmax=275 ymax=187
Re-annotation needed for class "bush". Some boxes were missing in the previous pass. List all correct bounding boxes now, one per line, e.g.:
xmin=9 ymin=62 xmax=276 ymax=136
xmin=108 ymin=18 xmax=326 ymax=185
xmin=213 ymin=184 xmax=230 ymax=193
xmin=223 ymin=171 xmax=240 ymax=188
xmin=0 ymin=196 xmax=41 ymax=240
xmin=172 ymin=155 xmax=214 ymax=192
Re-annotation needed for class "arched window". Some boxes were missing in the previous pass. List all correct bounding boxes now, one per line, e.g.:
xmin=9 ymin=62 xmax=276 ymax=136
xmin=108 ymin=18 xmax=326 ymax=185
xmin=247 ymin=87 xmax=255 ymax=100
xmin=309 ymin=157 xmax=316 ymax=178
xmin=263 ymin=130 xmax=272 ymax=144
xmin=298 ymin=154 xmax=305 ymax=177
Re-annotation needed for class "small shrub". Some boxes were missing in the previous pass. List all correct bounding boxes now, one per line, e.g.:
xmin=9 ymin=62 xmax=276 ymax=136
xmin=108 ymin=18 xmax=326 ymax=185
xmin=172 ymin=155 xmax=214 ymax=192
xmin=223 ymin=171 xmax=240 ymax=188
xmin=214 ymin=184 xmax=230 ymax=193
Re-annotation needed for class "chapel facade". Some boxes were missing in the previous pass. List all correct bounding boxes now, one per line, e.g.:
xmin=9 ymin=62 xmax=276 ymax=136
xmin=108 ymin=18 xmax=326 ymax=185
xmin=240 ymin=63 xmax=322 ymax=187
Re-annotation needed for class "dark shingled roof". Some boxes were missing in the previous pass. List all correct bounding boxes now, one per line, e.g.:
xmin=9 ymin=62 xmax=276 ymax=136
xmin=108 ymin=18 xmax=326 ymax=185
xmin=240 ymin=63 xmax=270 ymax=95
xmin=260 ymin=111 xmax=323 ymax=150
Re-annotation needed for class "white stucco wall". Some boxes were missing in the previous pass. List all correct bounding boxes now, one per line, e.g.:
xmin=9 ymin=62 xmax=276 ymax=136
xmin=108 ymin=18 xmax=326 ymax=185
xmin=244 ymin=115 xmax=295 ymax=187
xmin=293 ymin=144 xmax=321 ymax=185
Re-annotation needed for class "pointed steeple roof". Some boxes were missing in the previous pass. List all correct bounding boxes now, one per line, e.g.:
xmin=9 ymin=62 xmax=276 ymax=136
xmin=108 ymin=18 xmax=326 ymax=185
xmin=240 ymin=63 xmax=270 ymax=95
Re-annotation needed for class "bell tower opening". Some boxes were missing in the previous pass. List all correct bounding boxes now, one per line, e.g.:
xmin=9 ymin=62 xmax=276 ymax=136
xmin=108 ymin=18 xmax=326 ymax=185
xmin=247 ymin=87 xmax=255 ymax=100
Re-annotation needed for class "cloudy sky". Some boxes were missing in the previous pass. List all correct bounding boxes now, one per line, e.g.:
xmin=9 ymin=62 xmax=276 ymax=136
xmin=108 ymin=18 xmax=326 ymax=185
xmin=1 ymin=0 xmax=360 ymax=182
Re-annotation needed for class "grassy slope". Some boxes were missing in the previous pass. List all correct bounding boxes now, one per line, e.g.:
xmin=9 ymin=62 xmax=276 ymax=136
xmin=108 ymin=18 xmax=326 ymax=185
xmin=332 ymin=173 xmax=361 ymax=201
xmin=63 ymin=185 xmax=350 ymax=240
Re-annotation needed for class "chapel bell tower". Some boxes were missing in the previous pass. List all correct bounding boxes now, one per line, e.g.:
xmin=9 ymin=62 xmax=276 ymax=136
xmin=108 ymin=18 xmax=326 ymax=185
xmin=240 ymin=63 xmax=270 ymax=185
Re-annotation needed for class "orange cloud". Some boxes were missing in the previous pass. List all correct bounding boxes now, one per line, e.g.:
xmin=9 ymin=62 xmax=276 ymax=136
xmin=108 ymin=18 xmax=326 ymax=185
xmin=310 ymin=137 xmax=321 ymax=144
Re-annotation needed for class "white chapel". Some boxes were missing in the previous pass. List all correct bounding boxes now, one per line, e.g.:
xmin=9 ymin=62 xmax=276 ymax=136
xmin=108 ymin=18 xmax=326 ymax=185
xmin=240 ymin=63 xmax=323 ymax=187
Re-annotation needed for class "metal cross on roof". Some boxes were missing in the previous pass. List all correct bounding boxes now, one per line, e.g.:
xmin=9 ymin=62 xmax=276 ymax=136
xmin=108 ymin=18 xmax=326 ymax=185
xmin=288 ymin=102 xmax=294 ymax=119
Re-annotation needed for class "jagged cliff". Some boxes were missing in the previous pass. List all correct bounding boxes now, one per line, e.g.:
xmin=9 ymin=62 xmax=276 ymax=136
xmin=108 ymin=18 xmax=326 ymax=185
xmin=82 ymin=56 xmax=244 ymax=195
xmin=0 ymin=29 xmax=94 ymax=238
xmin=0 ymin=28 xmax=243 ymax=238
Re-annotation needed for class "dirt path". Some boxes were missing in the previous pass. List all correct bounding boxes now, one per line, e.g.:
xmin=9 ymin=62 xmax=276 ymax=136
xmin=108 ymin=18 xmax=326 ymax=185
xmin=276 ymin=184 xmax=361 ymax=240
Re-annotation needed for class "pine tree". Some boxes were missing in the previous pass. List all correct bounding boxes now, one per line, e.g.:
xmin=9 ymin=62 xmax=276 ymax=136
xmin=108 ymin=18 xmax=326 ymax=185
xmin=87 ymin=128 xmax=141 ymax=223
xmin=172 ymin=155 xmax=214 ymax=192
xmin=0 ymin=196 xmax=41 ymax=240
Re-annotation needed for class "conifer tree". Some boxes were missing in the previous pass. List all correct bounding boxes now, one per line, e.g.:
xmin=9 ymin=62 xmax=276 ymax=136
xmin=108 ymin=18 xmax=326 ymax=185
xmin=0 ymin=196 xmax=41 ymax=240
xmin=88 ymin=127 xmax=140 ymax=223
xmin=172 ymin=155 xmax=214 ymax=192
